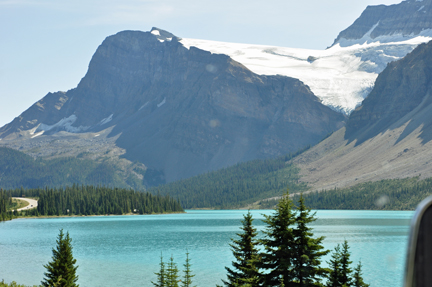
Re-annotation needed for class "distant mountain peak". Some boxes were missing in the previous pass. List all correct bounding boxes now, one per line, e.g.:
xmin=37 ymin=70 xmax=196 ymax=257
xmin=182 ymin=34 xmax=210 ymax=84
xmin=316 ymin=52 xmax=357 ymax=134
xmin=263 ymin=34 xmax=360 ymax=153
xmin=331 ymin=0 xmax=432 ymax=47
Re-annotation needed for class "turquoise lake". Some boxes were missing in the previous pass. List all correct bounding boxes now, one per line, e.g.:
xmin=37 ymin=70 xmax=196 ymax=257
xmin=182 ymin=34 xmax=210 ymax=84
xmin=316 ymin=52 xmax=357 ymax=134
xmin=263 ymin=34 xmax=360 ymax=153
xmin=0 ymin=210 xmax=413 ymax=286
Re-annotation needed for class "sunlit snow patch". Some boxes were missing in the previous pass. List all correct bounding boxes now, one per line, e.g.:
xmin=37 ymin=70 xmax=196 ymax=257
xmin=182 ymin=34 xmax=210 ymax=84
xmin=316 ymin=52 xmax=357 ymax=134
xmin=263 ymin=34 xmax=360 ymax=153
xmin=99 ymin=114 xmax=113 ymax=125
xmin=29 ymin=125 xmax=39 ymax=135
xmin=157 ymin=98 xmax=166 ymax=108
xmin=37 ymin=115 xmax=89 ymax=133
xmin=151 ymin=30 xmax=161 ymax=36
xmin=31 ymin=131 xmax=44 ymax=138
xmin=139 ymin=102 xmax=150 ymax=110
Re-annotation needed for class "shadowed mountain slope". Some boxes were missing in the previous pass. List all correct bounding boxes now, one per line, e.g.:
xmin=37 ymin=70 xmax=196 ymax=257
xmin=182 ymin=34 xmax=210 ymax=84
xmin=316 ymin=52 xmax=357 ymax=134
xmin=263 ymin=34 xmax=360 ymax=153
xmin=346 ymin=41 xmax=432 ymax=144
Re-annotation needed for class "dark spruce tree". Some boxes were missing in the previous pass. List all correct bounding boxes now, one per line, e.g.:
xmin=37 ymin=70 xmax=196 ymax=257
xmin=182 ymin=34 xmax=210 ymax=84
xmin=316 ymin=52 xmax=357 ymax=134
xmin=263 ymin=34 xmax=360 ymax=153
xmin=0 ymin=190 xmax=13 ymax=222
xmin=293 ymin=194 xmax=329 ymax=286
xmin=181 ymin=251 xmax=196 ymax=287
xmin=223 ymin=211 xmax=260 ymax=287
xmin=259 ymin=192 xmax=296 ymax=286
xmin=41 ymin=229 xmax=78 ymax=287
xmin=352 ymin=261 xmax=369 ymax=287
xmin=152 ymin=254 xmax=166 ymax=287
xmin=339 ymin=240 xmax=353 ymax=286
xmin=326 ymin=240 xmax=367 ymax=287
xmin=326 ymin=244 xmax=341 ymax=287
xmin=166 ymin=256 xmax=180 ymax=287
xmin=153 ymin=252 xmax=197 ymax=287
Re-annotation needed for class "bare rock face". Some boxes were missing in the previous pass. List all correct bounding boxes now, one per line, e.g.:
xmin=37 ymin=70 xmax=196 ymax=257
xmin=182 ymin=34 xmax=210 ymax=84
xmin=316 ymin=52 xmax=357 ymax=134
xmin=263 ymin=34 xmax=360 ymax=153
xmin=332 ymin=0 xmax=432 ymax=46
xmin=0 ymin=28 xmax=346 ymax=183
xmin=346 ymin=40 xmax=432 ymax=143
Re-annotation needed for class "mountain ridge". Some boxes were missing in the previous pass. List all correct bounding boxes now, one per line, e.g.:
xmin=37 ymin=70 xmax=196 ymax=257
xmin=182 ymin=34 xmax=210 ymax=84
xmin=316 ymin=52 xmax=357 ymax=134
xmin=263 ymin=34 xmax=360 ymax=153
xmin=332 ymin=0 xmax=432 ymax=47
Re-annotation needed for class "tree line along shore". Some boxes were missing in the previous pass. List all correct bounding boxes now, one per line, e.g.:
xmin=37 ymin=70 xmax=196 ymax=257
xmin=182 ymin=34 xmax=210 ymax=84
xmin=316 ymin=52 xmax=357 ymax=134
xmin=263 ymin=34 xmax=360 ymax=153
xmin=0 ymin=185 xmax=184 ymax=222
xmin=3 ymin=174 xmax=432 ymax=224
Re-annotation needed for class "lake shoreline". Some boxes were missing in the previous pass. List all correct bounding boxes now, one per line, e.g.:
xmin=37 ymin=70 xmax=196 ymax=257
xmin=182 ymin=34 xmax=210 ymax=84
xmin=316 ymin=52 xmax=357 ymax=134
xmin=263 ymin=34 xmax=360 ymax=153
xmin=4 ymin=211 xmax=186 ymax=221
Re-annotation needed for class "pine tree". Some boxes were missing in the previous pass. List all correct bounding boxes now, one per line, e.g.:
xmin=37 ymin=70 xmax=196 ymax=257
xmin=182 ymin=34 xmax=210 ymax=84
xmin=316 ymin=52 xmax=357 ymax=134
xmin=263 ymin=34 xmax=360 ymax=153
xmin=153 ymin=253 xmax=166 ymax=287
xmin=326 ymin=241 xmax=355 ymax=287
xmin=166 ymin=255 xmax=180 ymax=287
xmin=339 ymin=241 xmax=352 ymax=286
xmin=223 ymin=210 xmax=260 ymax=287
xmin=181 ymin=251 xmax=196 ymax=287
xmin=326 ymin=244 xmax=341 ymax=287
xmin=352 ymin=261 xmax=369 ymax=287
xmin=259 ymin=192 xmax=296 ymax=286
xmin=41 ymin=229 xmax=79 ymax=287
xmin=293 ymin=194 xmax=329 ymax=286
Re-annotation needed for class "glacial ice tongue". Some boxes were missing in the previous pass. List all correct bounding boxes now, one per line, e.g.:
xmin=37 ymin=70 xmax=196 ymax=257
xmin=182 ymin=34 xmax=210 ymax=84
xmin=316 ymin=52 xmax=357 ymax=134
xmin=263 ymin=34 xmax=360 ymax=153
xmin=180 ymin=34 xmax=432 ymax=115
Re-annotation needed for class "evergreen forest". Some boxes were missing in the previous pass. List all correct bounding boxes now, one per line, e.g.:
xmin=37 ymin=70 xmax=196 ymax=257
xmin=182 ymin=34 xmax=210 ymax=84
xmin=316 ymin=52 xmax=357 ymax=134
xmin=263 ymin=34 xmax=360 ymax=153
xmin=294 ymin=176 xmax=432 ymax=210
xmin=147 ymin=149 xmax=309 ymax=209
xmin=149 ymin=155 xmax=432 ymax=210
xmin=0 ymin=185 xmax=183 ymax=222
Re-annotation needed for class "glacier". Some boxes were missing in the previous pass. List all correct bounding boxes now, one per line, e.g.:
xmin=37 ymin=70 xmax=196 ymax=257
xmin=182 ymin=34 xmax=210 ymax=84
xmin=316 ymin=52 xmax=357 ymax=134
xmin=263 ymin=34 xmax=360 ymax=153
xmin=181 ymin=33 xmax=432 ymax=114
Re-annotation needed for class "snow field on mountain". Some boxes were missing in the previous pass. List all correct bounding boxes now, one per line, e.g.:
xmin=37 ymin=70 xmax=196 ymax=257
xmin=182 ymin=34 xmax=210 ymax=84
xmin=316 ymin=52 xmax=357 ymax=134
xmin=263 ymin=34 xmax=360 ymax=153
xmin=181 ymin=34 xmax=432 ymax=114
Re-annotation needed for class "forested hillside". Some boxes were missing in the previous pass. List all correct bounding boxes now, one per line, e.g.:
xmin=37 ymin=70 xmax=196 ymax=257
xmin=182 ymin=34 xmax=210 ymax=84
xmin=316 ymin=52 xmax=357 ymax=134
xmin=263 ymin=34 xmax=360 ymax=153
xmin=293 ymin=177 xmax=432 ymax=210
xmin=148 ymin=150 xmax=309 ymax=209
xmin=0 ymin=190 xmax=14 ymax=221
xmin=0 ymin=147 xmax=145 ymax=190
xmin=0 ymin=186 xmax=183 ymax=221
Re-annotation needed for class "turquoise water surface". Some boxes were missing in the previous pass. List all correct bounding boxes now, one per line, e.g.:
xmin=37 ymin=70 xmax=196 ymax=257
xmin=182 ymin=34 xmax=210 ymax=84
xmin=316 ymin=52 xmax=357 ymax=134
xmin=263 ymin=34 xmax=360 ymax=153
xmin=0 ymin=210 xmax=413 ymax=286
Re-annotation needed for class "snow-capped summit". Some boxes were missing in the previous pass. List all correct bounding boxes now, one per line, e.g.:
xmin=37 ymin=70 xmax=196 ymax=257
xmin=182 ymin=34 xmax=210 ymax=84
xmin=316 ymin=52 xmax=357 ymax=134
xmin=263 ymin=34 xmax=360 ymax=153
xmin=332 ymin=0 xmax=432 ymax=48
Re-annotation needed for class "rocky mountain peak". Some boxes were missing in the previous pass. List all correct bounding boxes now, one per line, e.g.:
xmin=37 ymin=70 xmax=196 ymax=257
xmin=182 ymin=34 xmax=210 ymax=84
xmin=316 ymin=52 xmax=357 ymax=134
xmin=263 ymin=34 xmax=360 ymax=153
xmin=331 ymin=0 xmax=432 ymax=47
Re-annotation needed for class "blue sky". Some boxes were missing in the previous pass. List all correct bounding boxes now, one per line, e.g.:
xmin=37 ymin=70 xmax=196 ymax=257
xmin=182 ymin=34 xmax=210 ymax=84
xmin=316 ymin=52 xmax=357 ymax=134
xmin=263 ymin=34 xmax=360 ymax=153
xmin=0 ymin=0 xmax=401 ymax=127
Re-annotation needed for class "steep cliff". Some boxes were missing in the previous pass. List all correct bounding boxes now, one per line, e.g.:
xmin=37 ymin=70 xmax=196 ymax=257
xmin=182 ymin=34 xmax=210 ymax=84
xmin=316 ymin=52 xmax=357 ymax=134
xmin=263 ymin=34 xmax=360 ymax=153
xmin=346 ymin=40 xmax=432 ymax=143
